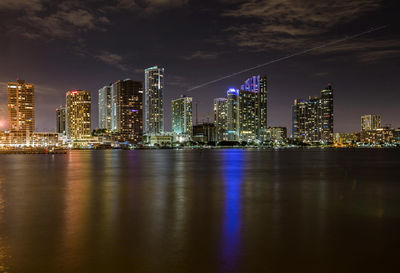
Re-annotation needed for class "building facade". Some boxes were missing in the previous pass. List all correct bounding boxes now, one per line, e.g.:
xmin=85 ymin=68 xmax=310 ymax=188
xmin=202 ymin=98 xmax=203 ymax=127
xmin=241 ymin=75 xmax=268 ymax=140
xmin=361 ymin=114 xmax=381 ymax=131
xmin=111 ymin=79 xmax=143 ymax=143
xmin=237 ymin=90 xmax=259 ymax=142
xmin=192 ymin=123 xmax=216 ymax=143
xmin=56 ymin=106 xmax=66 ymax=134
xmin=267 ymin=127 xmax=287 ymax=142
xmin=8 ymin=80 xmax=35 ymax=138
xmin=226 ymin=88 xmax=239 ymax=141
xmin=144 ymin=66 xmax=164 ymax=135
xmin=98 ymin=85 xmax=112 ymax=130
xmin=172 ymin=95 xmax=193 ymax=137
xmin=213 ymin=98 xmax=227 ymax=142
xmin=292 ymin=84 xmax=334 ymax=143
xmin=66 ymin=90 xmax=91 ymax=140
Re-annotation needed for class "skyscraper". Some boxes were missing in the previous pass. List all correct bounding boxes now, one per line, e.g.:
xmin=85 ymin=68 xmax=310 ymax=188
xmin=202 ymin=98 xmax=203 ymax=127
xmin=292 ymin=84 xmax=334 ymax=143
xmin=237 ymin=89 xmax=259 ymax=142
xmin=241 ymin=75 xmax=268 ymax=141
xmin=213 ymin=98 xmax=227 ymax=141
xmin=172 ymin=95 xmax=193 ymax=137
xmin=56 ymin=106 xmax=66 ymax=134
xmin=320 ymin=84 xmax=334 ymax=142
xmin=98 ymin=85 xmax=112 ymax=130
xmin=361 ymin=114 xmax=381 ymax=131
xmin=144 ymin=66 xmax=164 ymax=135
xmin=111 ymin=79 xmax=143 ymax=143
xmin=66 ymin=90 xmax=91 ymax=140
xmin=8 ymin=80 xmax=35 ymax=137
xmin=226 ymin=88 xmax=239 ymax=141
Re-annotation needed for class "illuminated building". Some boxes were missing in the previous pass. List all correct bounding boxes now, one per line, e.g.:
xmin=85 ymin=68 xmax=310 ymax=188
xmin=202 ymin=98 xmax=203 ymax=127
xmin=8 ymin=80 xmax=35 ymax=140
xmin=241 ymin=75 xmax=268 ymax=141
xmin=56 ymin=106 xmax=66 ymax=134
xmin=213 ymin=98 xmax=227 ymax=141
xmin=111 ymin=79 xmax=143 ymax=143
xmin=361 ymin=114 xmax=381 ymax=131
xmin=172 ymin=95 xmax=193 ymax=137
xmin=192 ymin=123 xmax=216 ymax=143
xmin=237 ymin=89 xmax=259 ymax=142
xmin=267 ymin=127 xmax=287 ymax=142
xmin=360 ymin=126 xmax=397 ymax=144
xmin=292 ymin=84 xmax=334 ymax=143
xmin=66 ymin=90 xmax=91 ymax=140
xmin=334 ymin=132 xmax=359 ymax=146
xmin=144 ymin=66 xmax=164 ymax=135
xmin=226 ymin=88 xmax=239 ymax=141
xmin=98 ymin=85 xmax=112 ymax=130
xmin=320 ymin=85 xmax=334 ymax=142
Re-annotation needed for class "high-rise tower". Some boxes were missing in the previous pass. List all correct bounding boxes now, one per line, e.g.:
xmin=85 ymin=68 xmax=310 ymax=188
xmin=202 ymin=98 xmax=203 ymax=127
xmin=292 ymin=84 xmax=334 ymax=143
xmin=111 ymin=79 xmax=143 ymax=143
xmin=66 ymin=90 xmax=91 ymax=140
xmin=98 ymin=85 xmax=112 ymax=130
xmin=56 ymin=106 xmax=66 ymax=134
xmin=172 ymin=95 xmax=193 ymax=137
xmin=144 ymin=66 xmax=164 ymax=135
xmin=8 ymin=80 xmax=35 ymax=136
xmin=361 ymin=114 xmax=381 ymax=131
xmin=213 ymin=98 xmax=227 ymax=141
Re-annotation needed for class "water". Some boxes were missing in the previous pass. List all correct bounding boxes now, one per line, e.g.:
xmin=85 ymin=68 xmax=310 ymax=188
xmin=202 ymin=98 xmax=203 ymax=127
xmin=0 ymin=149 xmax=399 ymax=273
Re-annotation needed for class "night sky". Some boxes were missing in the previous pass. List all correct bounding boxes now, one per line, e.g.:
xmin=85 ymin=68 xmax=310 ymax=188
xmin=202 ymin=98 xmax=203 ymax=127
xmin=0 ymin=0 xmax=399 ymax=134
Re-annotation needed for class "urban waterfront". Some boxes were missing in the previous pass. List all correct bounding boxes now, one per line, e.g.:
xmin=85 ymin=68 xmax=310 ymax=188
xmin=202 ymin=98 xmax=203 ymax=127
xmin=0 ymin=149 xmax=399 ymax=273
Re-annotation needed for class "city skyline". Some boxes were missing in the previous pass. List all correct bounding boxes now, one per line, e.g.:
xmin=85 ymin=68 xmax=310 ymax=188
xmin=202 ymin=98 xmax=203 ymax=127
xmin=0 ymin=0 xmax=399 ymax=134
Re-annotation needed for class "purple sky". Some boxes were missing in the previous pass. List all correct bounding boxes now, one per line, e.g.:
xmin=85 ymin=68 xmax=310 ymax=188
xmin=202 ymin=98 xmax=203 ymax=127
xmin=0 ymin=0 xmax=399 ymax=134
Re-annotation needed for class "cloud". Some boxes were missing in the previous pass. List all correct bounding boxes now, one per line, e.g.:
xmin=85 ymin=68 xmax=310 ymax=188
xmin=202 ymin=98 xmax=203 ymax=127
xmin=23 ymin=7 xmax=109 ymax=39
xmin=314 ymin=39 xmax=400 ymax=63
xmin=0 ymin=0 xmax=42 ymax=12
xmin=221 ymin=0 xmax=391 ymax=61
xmin=95 ymin=51 xmax=129 ymax=71
xmin=117 ymin=0 xmax=188 ymax=12
xmin=183 ymin=50 xmax=219 ymax=60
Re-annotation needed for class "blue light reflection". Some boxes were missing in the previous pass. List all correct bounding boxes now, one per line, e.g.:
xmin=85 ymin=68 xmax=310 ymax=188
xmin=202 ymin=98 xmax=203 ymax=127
xmin=220 ymin=149 xmax=244 ymax=272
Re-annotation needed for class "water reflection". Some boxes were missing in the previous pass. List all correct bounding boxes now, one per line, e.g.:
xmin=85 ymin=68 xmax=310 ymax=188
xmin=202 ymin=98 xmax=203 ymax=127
xmin=221 ymin=150 xmax=245 ymax=272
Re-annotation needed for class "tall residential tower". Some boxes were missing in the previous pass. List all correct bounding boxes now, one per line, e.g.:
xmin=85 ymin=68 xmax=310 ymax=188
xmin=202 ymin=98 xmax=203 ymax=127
xmin=98 ymin=85 xmax=112 ymax=130
xmin=8 ymin=80 xmax=35 ymax=136
xmin=144 ymin=66 xmax=164 ymax=135
xmin=111 ymin=79 xmax=143 ymax=143
xmin=66 ymin=90 xmax=91 ymax=140
xmin=172 ymin=95 xmax=193 ymax=137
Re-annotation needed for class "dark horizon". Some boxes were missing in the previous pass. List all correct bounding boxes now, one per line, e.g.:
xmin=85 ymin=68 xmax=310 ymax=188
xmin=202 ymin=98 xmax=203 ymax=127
xmin=1 ymin=0 xmax=399 ymax=134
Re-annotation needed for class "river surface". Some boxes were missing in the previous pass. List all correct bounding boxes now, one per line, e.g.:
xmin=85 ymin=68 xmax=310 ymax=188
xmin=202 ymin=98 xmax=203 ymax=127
xmin=0 ymin=149 xmax=399 ymax=273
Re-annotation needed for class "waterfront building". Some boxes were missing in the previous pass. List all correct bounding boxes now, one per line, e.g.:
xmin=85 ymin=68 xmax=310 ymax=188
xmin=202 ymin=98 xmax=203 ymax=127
xmin=56 ymin=106 xmax=66 ymax=134
xmin=144 ymin=66 xmax=164 ymax=135
xmin=361 ymin=114 xmax=381 ymax=131
xmin=8 ymin=80 xmax=35 ymax=140
xmin=213 ymin=98 xmax=227 ymax=141
xmin=241 ymin=75 xmax=268 ymax=141
xmin=267 ymin=127 xmax=287 ymax=143
xmin=237 ymin=89 xmax=259 ymax=142
xmin=111 ymin=79 xmax=143 ymax=143
xmin=292 ymin=84 xmax=334 ymax=143
xmin=320 ymin=85 xmax=334 ymax=142
xmin=172 ymin=95 xmax=193 ymax=138
xmin=360 ymin=126 xmax=397 ymax=145
xmin=98 ymin=85 xmax=112 ymax=130
xmin=192 ymin=123 xmax=216 ymax=143
xmin=226 ymin=88 xmax=239 ymax=141
xmin=334 ymin=132 xmax=359 ymax=146
xmin=66 ymin=90 xmax=91 ymax=140
xmin=147 ymin=134 xmax=173 ymax=146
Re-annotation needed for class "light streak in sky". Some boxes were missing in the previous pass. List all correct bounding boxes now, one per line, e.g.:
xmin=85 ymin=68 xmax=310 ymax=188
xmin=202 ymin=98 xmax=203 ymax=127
xmin=186 ymin=25 xmax=388 ymax=92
